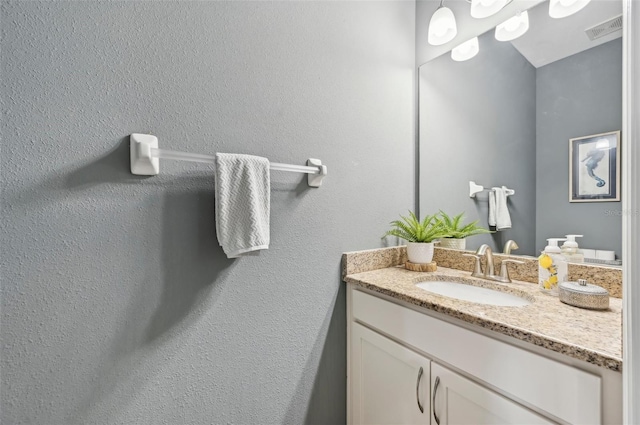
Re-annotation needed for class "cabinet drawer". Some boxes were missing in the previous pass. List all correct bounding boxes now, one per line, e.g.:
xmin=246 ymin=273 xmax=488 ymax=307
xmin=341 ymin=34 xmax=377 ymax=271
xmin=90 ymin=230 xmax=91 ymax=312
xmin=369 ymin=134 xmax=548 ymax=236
xmin=352 ymin=288 xmax=601 ymax=424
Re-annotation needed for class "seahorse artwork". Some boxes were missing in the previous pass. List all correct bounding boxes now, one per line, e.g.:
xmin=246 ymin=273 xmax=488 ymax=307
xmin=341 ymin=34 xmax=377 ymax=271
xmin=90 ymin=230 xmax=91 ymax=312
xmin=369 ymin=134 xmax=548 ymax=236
xmin=581 ymin=148 xmax=606 ymax=187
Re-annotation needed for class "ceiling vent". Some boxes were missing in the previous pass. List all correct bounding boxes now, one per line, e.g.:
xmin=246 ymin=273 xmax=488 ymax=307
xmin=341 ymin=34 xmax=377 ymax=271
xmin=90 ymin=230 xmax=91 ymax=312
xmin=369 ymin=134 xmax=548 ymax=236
xmin=585 ymin=15 xmax=623 ymax=41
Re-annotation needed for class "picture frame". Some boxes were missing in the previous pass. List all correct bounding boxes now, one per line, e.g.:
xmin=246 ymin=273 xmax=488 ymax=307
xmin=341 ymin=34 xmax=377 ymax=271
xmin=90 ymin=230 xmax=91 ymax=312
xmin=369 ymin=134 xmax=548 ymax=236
xmin=569 ymin=131 xmax=620 ymax=202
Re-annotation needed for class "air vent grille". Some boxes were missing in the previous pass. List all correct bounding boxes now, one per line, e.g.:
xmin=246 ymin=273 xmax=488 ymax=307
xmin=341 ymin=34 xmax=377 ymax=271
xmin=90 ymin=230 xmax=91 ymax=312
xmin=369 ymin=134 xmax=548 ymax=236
xmin=585 ymin=15 xmax=623 ymax=41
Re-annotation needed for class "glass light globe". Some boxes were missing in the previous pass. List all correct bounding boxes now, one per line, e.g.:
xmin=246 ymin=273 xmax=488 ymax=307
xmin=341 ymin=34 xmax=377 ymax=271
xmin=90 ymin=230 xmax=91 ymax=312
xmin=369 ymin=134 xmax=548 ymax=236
xmin=470 ymin=0 xmax=508 ymax=19
xmin=549 ymin=0 xmax=591 ymax=18
xmin=428 ymin=6 xmax=458 ymax=46
xmin=451 ymin=37 xmax=480 ymax=62
xmin=495 ymin=11 xmax=529 ymax=41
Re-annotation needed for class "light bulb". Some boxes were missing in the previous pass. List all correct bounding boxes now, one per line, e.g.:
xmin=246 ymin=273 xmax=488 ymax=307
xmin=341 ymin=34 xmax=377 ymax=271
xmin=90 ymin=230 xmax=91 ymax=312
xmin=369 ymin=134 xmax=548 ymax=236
xmin=428 ymin=6 xmax=458 ymax=46
xmin=451 ymin=37 xmax=479 ymax=61
xmin=549 ymin=0 xmax=591 ymax=18
xmin=495 ymin=11 xmax=529 ymax=41
xmin=470 ymin=0 xmax=508 ymax=19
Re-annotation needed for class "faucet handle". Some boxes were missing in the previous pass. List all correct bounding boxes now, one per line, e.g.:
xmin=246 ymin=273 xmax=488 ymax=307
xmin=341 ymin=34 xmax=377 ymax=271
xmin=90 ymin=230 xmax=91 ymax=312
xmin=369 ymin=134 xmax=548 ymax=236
xmin=499 ymin=259 xmax=524 ymax=282
xmin=462 ymin=253 xmax=483 ymax=278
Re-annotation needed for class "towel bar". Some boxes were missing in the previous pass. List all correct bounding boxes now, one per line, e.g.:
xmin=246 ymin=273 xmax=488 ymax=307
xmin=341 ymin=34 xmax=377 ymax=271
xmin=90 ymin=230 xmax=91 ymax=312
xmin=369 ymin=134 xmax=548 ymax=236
xmin=130 ymin=133 xmax=327 ymax=188
xmin=469 ymin=181 xmax=515 ymax=198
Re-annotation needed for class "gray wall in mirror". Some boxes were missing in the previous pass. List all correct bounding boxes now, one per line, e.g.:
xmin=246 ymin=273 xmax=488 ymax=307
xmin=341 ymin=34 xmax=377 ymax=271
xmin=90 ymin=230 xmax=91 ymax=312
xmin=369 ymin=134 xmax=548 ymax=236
xmin=536 ymin=38 xmax=623 ymax=257
xmin=419 ymin=30 xmax=622 ymax=257
xmin=419 ymin=31 xmax=537 ymax=255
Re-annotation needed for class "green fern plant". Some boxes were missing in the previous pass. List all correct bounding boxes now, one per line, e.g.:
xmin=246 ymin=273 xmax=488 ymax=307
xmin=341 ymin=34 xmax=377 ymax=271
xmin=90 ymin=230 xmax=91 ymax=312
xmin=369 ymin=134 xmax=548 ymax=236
xmin=437 ymin=211 xmax=491 ymax=239
xmin=383 ymin=211 xmax=449 ymax=243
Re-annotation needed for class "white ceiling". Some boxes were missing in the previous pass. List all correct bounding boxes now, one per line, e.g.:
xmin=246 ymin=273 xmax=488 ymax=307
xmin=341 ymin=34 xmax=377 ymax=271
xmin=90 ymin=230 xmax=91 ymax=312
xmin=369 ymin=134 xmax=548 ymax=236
xmin=510 ymin=0 xmax=623 ymax=68
xmin=417 ymin=0 xmax=622 ymax=68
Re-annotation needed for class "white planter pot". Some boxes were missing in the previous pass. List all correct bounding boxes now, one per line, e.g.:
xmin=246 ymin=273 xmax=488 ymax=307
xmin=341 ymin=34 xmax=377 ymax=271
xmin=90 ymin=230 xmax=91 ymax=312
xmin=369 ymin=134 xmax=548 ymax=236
xmin=439 ymin=238 xmax=467 ymax=250
xmin=406 ymin=242 xmax=435 ymax=264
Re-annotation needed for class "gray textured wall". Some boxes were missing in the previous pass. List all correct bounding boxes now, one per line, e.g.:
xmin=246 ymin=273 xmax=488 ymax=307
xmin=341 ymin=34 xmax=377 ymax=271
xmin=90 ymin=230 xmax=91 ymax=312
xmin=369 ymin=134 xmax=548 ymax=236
xmin=419 ymin=31 xmax=537 ymax=255
xmin=0 ymin=2 xmax=415 ymax=424
xmin=536 ymin=39 xmax=622 ymax=257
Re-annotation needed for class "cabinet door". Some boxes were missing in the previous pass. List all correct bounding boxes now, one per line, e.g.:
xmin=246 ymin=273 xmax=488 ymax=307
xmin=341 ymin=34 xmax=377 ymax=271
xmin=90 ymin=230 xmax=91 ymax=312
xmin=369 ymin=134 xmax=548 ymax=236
xmin=430 ymin=363 xmax=554 ymax=425
xmin=351 ymin=322 xmax=430 ymax=425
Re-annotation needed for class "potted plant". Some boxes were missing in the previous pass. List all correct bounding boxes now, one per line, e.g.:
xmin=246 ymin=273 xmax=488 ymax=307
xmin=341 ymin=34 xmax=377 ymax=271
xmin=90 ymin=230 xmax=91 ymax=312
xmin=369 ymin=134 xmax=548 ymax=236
xmin=437 ymin=211 xmax=491 ymax=250
xmin=383 ymin=211 xmax=449 ymax=264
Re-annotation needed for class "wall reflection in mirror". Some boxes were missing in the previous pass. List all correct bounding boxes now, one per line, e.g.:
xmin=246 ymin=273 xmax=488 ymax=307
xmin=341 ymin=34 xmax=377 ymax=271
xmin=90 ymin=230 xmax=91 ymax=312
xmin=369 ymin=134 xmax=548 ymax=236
xmin=419 ymin=0 xmax=622 ymax=259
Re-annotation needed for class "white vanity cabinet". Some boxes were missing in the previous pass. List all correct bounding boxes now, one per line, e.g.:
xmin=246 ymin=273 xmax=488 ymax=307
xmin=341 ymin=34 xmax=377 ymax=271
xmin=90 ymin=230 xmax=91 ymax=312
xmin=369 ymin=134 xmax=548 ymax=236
xmin=347 ymin=284 xmax=621 ymax=425
xmin=350 ymin=321 xmax=550 ymax=425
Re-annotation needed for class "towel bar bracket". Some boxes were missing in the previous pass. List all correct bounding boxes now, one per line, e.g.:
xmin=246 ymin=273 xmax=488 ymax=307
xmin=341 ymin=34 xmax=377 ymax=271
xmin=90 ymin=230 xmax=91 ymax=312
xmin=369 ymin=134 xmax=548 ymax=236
xmin=130 ymin=133 xmax=160 ymax=176
xmin=307 ymin=158 xmax=327 ymax=188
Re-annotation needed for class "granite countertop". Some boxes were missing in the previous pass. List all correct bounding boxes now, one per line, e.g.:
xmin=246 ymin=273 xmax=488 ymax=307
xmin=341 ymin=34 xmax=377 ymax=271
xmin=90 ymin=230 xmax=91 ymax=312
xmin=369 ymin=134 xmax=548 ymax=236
xmin=345 ymin=265 xmax=622 ymax=372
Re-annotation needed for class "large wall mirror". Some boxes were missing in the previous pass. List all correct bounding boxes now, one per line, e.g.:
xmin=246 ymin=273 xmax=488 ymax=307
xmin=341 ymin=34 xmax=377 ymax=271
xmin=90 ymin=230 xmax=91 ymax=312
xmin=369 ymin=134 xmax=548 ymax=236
xmin=418 ymin=0 xmax=623 ymax=258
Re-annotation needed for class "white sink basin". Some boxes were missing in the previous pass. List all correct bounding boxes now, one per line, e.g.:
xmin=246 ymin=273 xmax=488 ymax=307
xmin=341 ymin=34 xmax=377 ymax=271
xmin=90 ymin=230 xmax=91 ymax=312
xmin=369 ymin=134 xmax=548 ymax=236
xmin=416 ymin=281 xmax=531 ymax=307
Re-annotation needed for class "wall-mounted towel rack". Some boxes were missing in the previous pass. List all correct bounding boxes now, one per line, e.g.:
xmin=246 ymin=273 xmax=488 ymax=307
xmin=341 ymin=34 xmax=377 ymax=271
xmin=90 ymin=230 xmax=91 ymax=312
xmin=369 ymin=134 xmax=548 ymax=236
xmin=130 ymin=133 xmax=327 ymax=187
xmin=469 ymin=181 xmax=515 ymax=198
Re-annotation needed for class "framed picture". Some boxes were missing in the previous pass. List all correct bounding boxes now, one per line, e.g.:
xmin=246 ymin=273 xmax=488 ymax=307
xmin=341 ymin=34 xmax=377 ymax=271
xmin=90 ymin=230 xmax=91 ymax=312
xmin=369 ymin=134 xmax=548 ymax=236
xmin=569 ymin=131 xmax=620 ymax=202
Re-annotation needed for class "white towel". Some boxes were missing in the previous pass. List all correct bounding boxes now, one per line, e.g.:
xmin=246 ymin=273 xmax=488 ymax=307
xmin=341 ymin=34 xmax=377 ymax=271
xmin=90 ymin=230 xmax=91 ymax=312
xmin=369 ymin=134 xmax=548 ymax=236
xmin=489 ymin=187 xmax=512 ymax=231
xmin=488 ymin=190 xmax=497 ymax=230
xmin=214 ymin=153 xmax=270 ymax=258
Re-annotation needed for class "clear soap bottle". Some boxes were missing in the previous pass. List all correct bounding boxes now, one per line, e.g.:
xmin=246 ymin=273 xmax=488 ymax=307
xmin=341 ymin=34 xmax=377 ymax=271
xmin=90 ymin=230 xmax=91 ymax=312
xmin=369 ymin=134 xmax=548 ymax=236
xmin=561 ymin=235 xmax=584 ymax=263
xmin=539 ymin=238 xmax=567 ymax=296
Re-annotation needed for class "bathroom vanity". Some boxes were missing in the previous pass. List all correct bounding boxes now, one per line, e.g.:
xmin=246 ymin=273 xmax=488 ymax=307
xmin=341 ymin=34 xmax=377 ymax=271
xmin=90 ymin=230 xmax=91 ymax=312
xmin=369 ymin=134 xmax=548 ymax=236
xmin=344 ymin=247 xmax=622 ymax=424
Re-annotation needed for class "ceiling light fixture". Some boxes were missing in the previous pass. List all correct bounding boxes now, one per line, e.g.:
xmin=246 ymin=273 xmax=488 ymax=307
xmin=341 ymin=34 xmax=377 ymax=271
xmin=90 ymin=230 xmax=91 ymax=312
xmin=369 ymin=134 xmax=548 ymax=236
xmin=428 ymin=0 xmax=458 ymax=46
xmin=451 ymin=37 xmax=480 ymax=61
xmin=495 ymin=10 xmax=529 ymax=41
xmin=470 ymin=0 xmax=509 ymax=19
xmin=549 ymin=0 xmax=591 ymax=19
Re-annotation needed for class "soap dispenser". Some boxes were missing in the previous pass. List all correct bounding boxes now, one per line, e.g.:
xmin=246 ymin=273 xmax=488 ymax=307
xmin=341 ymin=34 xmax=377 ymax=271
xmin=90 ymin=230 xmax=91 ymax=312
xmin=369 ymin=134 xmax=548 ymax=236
xmin=562 ymin=235 xmax=584 ymax=263
xmin=539 ymin=238 xmax=567 ymax=296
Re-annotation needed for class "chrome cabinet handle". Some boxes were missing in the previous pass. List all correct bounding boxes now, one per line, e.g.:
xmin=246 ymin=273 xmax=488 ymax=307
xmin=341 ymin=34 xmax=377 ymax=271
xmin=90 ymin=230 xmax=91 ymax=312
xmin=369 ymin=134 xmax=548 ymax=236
xmin=416 ymin=367 xmax=424 ymax=413
xmin=432 ymin=376 xmax=441 ymax=425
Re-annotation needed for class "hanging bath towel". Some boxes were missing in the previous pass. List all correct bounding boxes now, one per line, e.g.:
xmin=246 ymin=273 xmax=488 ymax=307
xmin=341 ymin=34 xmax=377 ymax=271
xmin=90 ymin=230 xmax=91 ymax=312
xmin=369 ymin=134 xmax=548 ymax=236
xmin=489 ymin=187 xmax=512 ymax=231
xmin=214 ymin=153 xmax=270 ymax=258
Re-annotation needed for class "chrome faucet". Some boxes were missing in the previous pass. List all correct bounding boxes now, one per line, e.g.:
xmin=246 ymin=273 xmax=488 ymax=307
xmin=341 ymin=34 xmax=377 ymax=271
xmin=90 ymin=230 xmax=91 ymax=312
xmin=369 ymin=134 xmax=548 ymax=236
xmin=503 ymin=240 xmax=519 ymax=255
xmin=463 ymin=244 xmax=495 ymax=279
xmin=475 ymin=244 xmax=495 ymax=276
xmin=463 ymin=243 xmax=524 ymax=283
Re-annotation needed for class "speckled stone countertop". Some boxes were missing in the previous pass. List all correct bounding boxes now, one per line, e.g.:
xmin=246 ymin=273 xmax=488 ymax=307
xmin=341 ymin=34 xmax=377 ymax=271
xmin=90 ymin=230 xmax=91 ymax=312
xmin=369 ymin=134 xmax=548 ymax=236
xmin=345 ymin=265 xmax=622 ymax=372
